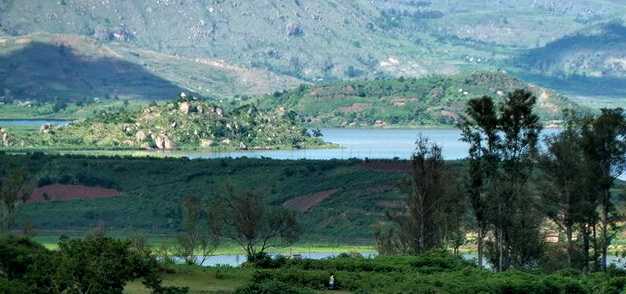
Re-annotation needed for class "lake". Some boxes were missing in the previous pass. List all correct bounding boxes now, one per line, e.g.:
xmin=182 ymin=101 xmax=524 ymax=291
xmin=186 ymin=128 xmax=471 ymax=160
xmin=0 ymin=121 xmax=560 ymax=161
xmin=0 ymin=119 xmax=71 ymax=127
xmin=186 ymin=128 xmax=559 ymax=161
xmin=177 ymin=252 xmax=626 ymax=269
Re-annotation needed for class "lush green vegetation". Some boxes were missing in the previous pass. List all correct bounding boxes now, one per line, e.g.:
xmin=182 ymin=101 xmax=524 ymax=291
xmin=237 ymin=252 xmax=626 ymax=293
xmin=5 ymin=234 xmax=626 ymax=293
xmin=8 ymin=153 xmax=409 ymax=242
xmin=0 ymin=235 xmax=185 ymax=293
xmin=1 ymin=97 xmax=328 ymax=151
xmin=254 ymin=72 xmax=581 ymax=127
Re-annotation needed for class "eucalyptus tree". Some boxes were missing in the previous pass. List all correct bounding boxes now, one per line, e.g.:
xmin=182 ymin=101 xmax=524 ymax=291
xmin=460 ymin=90 xmax=543 ymax=271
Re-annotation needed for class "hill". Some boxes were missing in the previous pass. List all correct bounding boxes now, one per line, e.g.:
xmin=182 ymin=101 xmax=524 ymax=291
xmin=514 ymin=22 xmax=626 ymax=99
xmin=2 ymin=0 xmax=625 ymax=83
xmin=253 ymin=72 xmax=580 ymax=128
xmin=12 ymin=154 xmax=414 ymax=242
xmin=2 ymin=97 xmax=326 ymax=151
xmin=0 ymin=33 xmax=301 ymax=102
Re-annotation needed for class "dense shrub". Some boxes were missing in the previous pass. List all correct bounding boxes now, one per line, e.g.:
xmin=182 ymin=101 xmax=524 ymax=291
xmin=235 ymin=280 xmax=315 ymax=294
xmin=0 ymin=235 xmax=186 ymax=294
xmin=246 ymin=253 xmax=626 ymax=293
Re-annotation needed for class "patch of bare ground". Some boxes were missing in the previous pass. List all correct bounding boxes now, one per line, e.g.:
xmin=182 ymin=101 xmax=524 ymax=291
xmin=28 ymin=184 xmax=121 ymax=203
xmin=338 ymin=103 xmax=371 ymax=112
xmin=282 ymin=189 xmax=339 ymax=213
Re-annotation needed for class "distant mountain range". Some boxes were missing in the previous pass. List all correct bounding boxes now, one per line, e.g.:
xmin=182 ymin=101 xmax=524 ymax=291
xmin=0 ymin=0 xmax=625 ymax=103
xmin=515 ymin=22 xmax=626 ymax=98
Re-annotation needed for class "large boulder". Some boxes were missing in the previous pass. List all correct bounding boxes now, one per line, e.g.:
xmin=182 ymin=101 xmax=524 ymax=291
xmin=179 ymin=101 xmax=192 ymax=114
xmin=154 ymin=134 xmax=176 ymax=150
xmin=200 ymin=139 xmax=214 ymax=148
xmin=135 ymin=130 xmax=147 ymax=142
xmin=0 ymin=128 xmax=10 ymax=146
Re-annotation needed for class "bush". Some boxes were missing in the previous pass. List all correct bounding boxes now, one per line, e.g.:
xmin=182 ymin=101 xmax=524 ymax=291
xmin=246 ymin=253 xmax=289 ymax=269
xmin=0 ymin=235 xmax=185 ymax=294
xmin=235 ymin=280 xmax=315 ymax=294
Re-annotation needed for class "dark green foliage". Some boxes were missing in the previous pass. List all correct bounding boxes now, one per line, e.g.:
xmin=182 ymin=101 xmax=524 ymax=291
xmin=12 ymin=154 xmax=408 ymax=241
xmin=0 ymin=235 xmax=186 ymax=293
xmin=241 ymin=252 xmax=626 ymax=293
xmin=235 ymin=280 xmax=315 ymax=294
xmin=461 ymin=90 xmax=544 ymax=271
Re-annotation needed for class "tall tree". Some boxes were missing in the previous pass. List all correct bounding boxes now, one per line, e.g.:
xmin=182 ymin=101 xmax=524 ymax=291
xmin=460 ymin=90 xmax=543 ymax=271
xmin=210 ymin=186 xmax=301 ymax=261
xmin=495 ymin=89 xmax=543 ymax=271
xmin=580 ymin=108 xmax=626 ymax=271
xmin=540 ymin=113 xmax=588 ymax=268
xmin=0 ymin=161 xmax=32 ymax=234
xmin=176 ymin=196 xmax=220 ymax=265
xmin=376 ymin=137 xmax=464 ymax=255
xmin=460 ymin=96 xmax=499 ymax=268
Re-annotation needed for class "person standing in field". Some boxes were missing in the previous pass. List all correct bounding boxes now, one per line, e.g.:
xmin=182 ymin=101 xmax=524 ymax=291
xmin=329 ymin=274 xmax=336 ymax=290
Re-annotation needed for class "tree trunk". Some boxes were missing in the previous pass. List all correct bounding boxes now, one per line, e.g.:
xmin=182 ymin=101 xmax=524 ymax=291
xmin=593 ymin=224 xmax=599 ymax=272
xmin=498 ymin=227 xmax=504 ymax=272
xmin=477 ymin=226 xmax=484 ymax=268
xmin=582 ymin=225 xmax=590 ymax=274
xmin=566 ymin=225 xmax=573 ymax=268
xmin=601 ymin=199 xmax=609 ymax=271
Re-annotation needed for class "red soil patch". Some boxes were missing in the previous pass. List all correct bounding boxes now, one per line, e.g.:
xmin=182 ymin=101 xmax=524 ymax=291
xmin=338 ymin=103 xmax=370 ymax=113
xmin=283 ymin=189 xmax=338 ymax=213
xmin=27 ymin=184 xmax=121 ymax=203
xmin=360 ymin=161 xmax=411 ymax=173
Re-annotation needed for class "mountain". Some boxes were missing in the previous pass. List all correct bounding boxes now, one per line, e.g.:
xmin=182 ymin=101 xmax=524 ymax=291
xmin=3 ymin=97 xmax=326 ymax=150
xmin=0 ymin=33 xmax=301 ymax=102
xmin=253 ymin=72 xmax=580 ymax=128
xmin=2 ymin=0 xmax=625 ymax=83
xmin=515 ymin=22 xmax=626 ymax=98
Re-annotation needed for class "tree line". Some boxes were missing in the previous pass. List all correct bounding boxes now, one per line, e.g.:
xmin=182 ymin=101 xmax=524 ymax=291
xmin=376 ymin=89 xmax=626 ymax=273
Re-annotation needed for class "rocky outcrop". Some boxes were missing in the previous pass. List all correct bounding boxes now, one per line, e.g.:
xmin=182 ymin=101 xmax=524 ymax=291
xmin=179 ymin=101 xmax=192 ymax=114
xmin=25 ymin=96 xmax=324 ymax=151
xmin=200 ymin=139 xmax=214 ymax=148
xmin=135 ymin=130 xmax=147 ymax=142
xmin=0 ymin=128 xmax=10 ymax=146
xmin=153 ymin=134 xmax=176 ymax=150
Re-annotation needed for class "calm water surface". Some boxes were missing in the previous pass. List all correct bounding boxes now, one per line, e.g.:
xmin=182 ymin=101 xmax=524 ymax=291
xmin=188 ymin=128 xmax=470 ymax=160
xmin=187 ymin=128 xmax=559 ymax=161
xmin=0 ymin=122 xmax=559 ymax=161
xmin=181 ymin=252 xmax=625 ymax=269
xmin=0 ymin=119 xmax=70 ymax=127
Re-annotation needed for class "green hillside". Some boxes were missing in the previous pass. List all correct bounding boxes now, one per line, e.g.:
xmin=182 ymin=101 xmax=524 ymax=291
xmin=515 ymin=22 xmax=626 ymax=99
xmin=2 ymin=0 xmax=625 ymax=82
xmin=12 ymin=154 xmax=414 ymax=242
xmin=253 ymin=72 xmax=580 ymax=128
xmin=2 ymin=97 xmax=326 ymax=151
xmin=0 ymin=33 xmax=301 ymax=102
